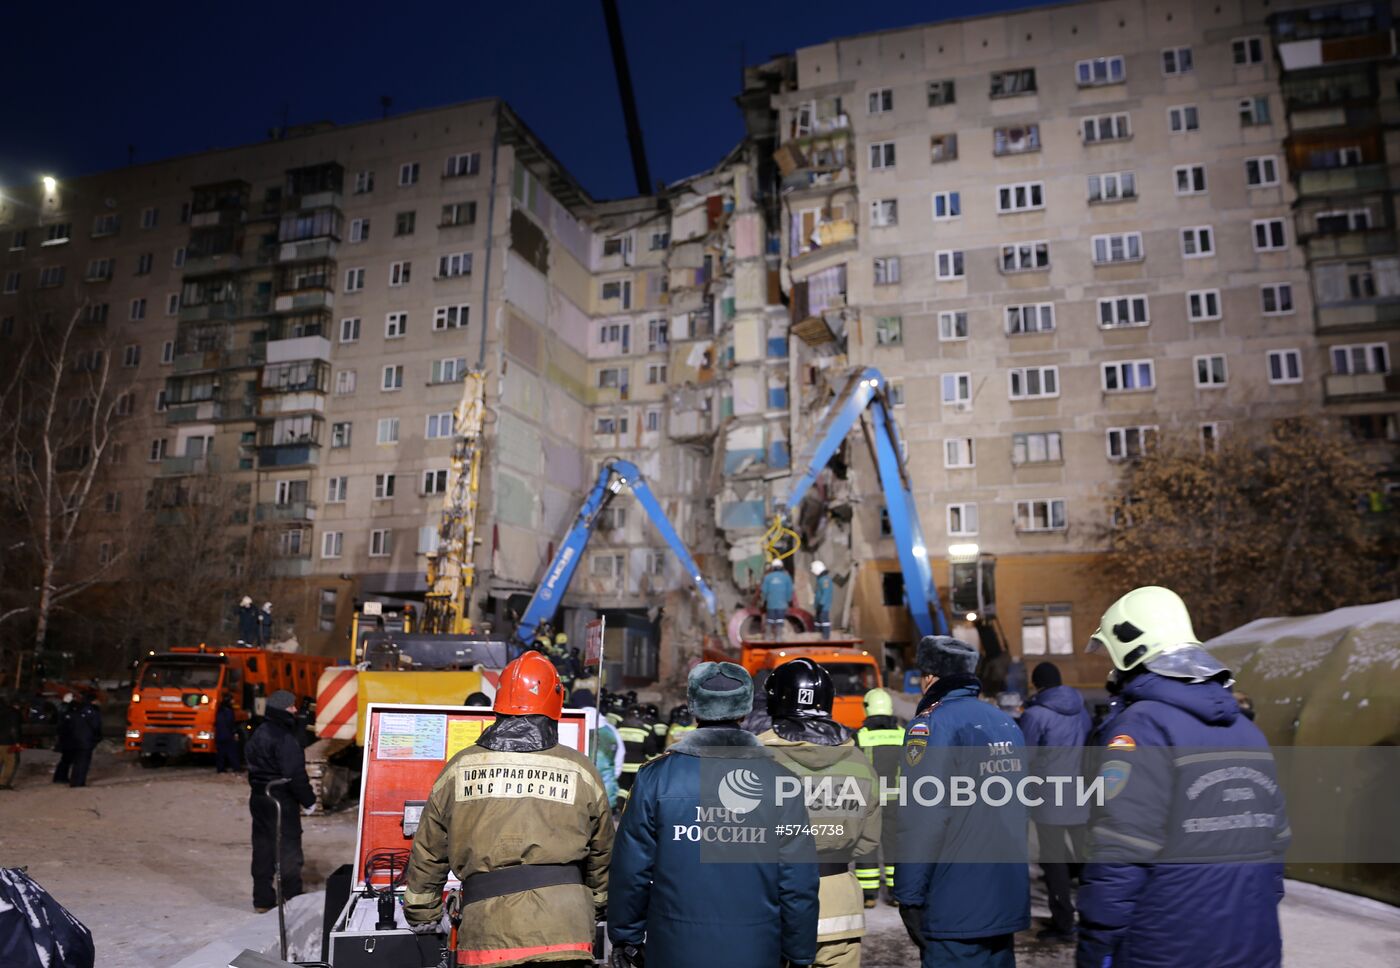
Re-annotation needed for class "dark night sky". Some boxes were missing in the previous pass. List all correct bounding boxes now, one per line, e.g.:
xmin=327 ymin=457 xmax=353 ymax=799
xmin=0 ymin=1 xmax=1048 ymax=202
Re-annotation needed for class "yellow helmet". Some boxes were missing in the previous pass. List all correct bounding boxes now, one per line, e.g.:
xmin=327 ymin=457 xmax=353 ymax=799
xmin=1089 ymin=586 xmax=1229 ymax=683
xmin=554 ymin=632 xmax=568 ymax=645
xmin=863 ymin=688 xmax=893 ymax=718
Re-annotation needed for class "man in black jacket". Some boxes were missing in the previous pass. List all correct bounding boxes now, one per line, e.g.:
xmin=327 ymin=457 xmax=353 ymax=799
xmin=53 ymin=692 xmax=102 ymax=787
xmin=245 ymin=689 xmax=316 ymax=911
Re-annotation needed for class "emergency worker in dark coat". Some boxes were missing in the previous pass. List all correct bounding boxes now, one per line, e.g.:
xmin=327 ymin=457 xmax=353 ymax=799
xmin=244 ymin=689 xmax=316 ymax=911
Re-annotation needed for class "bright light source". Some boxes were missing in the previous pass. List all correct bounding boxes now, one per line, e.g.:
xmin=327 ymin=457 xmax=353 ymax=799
xmin=947 ymin=542 xmax=980 ymax=560
xmin=41 ymin=176 xmax=56 ymax=194
xmin=911 ymin=544 xmax=926 ymax=558
xmin=966 ymin=612 xmax=979 ymax=623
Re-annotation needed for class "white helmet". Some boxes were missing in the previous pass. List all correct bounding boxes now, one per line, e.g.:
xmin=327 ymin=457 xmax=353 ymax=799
xmin=262 ymin=601 xmax=273 ymax=612
xmin=1089 ymin=586 xmax=1231 ymax=684
xmin=240 ymin=596 xmax=253 ymax=607
xmin=810 ymin=560 xmax=827 ymax=576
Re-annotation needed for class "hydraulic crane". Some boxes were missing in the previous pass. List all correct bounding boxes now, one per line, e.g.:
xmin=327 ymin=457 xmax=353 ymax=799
xmin=422 ymin=370 xmax=488 ymax=634
xmin=515 ymin=459 xmax=718 ymax=648
xmin=770 ymin=366 xmax=950 ymax=638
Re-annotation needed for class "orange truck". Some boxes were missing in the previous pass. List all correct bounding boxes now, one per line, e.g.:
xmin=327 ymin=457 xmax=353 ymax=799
xmin=740 ymin=634 xmax=883 ymax=730
xmin=125 ymin=645 xmax=334 ymax=764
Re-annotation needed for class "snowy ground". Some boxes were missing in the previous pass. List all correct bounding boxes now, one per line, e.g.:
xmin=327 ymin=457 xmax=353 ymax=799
xmin=1 ymin=746 xmax=1396 ymax=967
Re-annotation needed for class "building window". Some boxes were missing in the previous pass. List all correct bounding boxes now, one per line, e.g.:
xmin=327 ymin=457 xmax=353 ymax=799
xmin=1001 ymin=241 xmax=1050 ymax=272
xmin=349 ymin=218 xmax=369 ymax=243
xmin=647 ymin=318 xmax=668 ymax=351
xmin=1200 ymin=422 xmax=1224 ymax=452
xmin=148 ymin=438 xmax=168 ymax=462
xmin=869 ymin=142 xmax=896 ymax=169
xmin=1098 ymin=295 xmax=1149 ymax=328
xmin=1022 ymin=603 xmax=1074 ymax=655
xmin=122 ymin=343 xmax=140 ymax=368
xmin=385 ymin=312 xmax=408 ymax=338
xmin=369 ymin=529 xmax=392 ymax=557
xmin=381 ymin=364 xmax=404 ymax=391
xmin=936 ymin=250 xmax=965 ymax=280
xmin=1013 ymin=431 xmax=1062 ymax=465
xmin=1195 ymin=354 xmax=1228 ymax=387
xmin=1107 ymin=426 xmax=1157 ymax=460
xmin=1180 ymin=226 xmax=1215 ymax=258
xmin=1245 ymin=156 xmax=1280 ymax=188
xmin=2 ymin=271 xmax=18 ymax=294
xmin=1233 ymin=36 xmax=1264 ymax=65
xmin=869 ymin=199 xmax=898 ymax=227
xmin=646 ymin=362 xmax=668 ymax=384
xmin=345 ymin=267 xmax=365 ymax=292
xmin=441 ymin=202 xmax=476 ymax=227
xmin=354 ymin=170 xmax=374 ymax=194
xmin=1174 ymin=164 xmax=1207 ymax=195
xmin=945 ymin=437 xmax=975 ymax=468
xmin=648 ymin=231 xmax=669 ymax=251
xmin=938 ymin=310 xmax=968 ymax=341
xmin=595 ymin=416 xmax=628 ymax=436
xmin=1076 ymin=55 xmax=1125 ymax=86
xmin=1008 ymin=366 xmax=1059 ymax=400
xmin=598 ymin=366 xmax=629 ymax=390
xmin=129 ymin=298 xmax=147 ymax=321
xmin=1102 ymin=360 xmax=1155 ymax=392
xmin=321 ymin=531 xmax=343 ymax=559
xmin=867 ymin=88 xmax=893 ymax=114
xmin=422 ymin=469 xmax=449 ymax=495
xmin=166 ymin=292 xmax=182 ymax=315
xmin=996 ymin=181 xmax=1044 ymax=214
xmin=438 ymin=252 xmax=473 ymax=278
xmin=873 ymin=257 xmax=901 ymax=286
xmin=887 ymin=381 xmax=905 ymax=406
xmin=1239 ymin=96 xmax=1271 ymax=126
xmin=1268 ymin=349 xmax=1303 ymax=384
xmin=398 ymin=162 xmax=419 ymax=186
xmin=1261 ymin=283 xmax=1294 ymax=315
xmin=1330 ymin=343 xmax=1390 ymax=375
xmin=326 ymin=476 xmax=347 ymax=503
xmin=993 ymin=124 xmax=1039 ymax=156
xmin=1168 ymin=104 xmax=1200 ymax=132
xmin=85 ymin=258 xmax=114 ymax=281
xmin=394 ymin=211 xmax=416 ymax=236
xmin=444 ymin=152 xmax=480 ymax=178
xmin=1316 ymin=209 xmax=1372 ymax=234
xmin=372 ymin=474 xmax=397 ymax=501
xmin=115 ymin=392 xmax=134 ymax=417
xmin=942 ymin=373 xmax=971 ymax=406
xmin=947 ymin=503 xmax=979 ymax=536
xmin=1088 ymin=171 xmax=1135 ymax=203
xmin=8 ymin=230 xmax=24 ymax=250
xmin=1252 ymin=219 xmax=1287 ymax=251
xmin=931 ymin=191 xmax=961 ymax=220
xmin=38 ymin=266 xmax=66 ymax=288
xmin=432 ymin=357 xmax=467 ymax=384
xmin=172 ymin=246 xmax=186 ymax=268
xmin=425 ymin=412 xmax=454 ymax=439
xmin=335 ymin=369 xmax=357 ymax=395
xmin=875 ymin=315 xmax=903 ymax=345
xmin=340 ymin=317 xmax=361 ymax=343
xmin=331 ymin=422 xmax=352 ymax=448
xmin=388 ymin=260 xmax=411 ymax=287
xmin=1187 ymin=289 xmax=1222 ymax=321
xmin=1092 ymin=233 xmax=1143 ymax=264
xmin=1162 ymin=46 xmax=1193 ymax=75
xmin=1015 ymin=499 xmax=1067 ymax=532
xmin=376 ymin=418 xmax=400 ymax=446
xmin=990 ymin=68 xmax=1036 ymax=98
xmin=927 ymin=79 xmax=956 ymax=106
xmin=1005 ymin=303 xmax=1054 ymax=334
xmin=161 ymin=340 xmax=174 ymax=364
xmin=1082 ymin=114 xmax=1131 ymax=143
xmin=43 ymin=223 xmax=72 ymax=246
xmin=930 ymin=133 xmax=958 ymax=162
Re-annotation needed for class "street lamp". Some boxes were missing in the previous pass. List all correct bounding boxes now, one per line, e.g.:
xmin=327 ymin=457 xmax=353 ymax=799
xmin=41 ymin=175 xmax=56 ymax=194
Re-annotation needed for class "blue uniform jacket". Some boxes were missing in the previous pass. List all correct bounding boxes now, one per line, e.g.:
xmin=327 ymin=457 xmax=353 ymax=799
xmin=1018 ymin=684 xmax=1093 ymax=825
xmin=894 ymin=677 xmax=1031 ymax=940
xmin=813 ymin=573 xmax=833 ymax=611
xmin=1077 ymin=672 xmax=1288 ymax=968
xmin=608 ymin=726 xmax=820 ymax=967
xmin=761 ymin=570 xmax=794 ymax=611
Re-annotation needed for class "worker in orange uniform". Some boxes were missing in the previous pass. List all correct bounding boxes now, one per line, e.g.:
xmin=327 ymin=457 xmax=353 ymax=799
xmin=403 ymin=650 xmax=613 ymax=966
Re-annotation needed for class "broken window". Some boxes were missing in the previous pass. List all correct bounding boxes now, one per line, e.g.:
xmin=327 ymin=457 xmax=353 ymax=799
xmin=1005 ymin=303 xmax=1054 ymax=334
xmin=990 ymin=68 xmax=1036 ymax=98
xmin=993 ymin=124 xmax=1040 ymax=156
xmin=1239 ymin=96 xmax=1271 ymax=126
xmin=929 ymin=133 xmax=958 ymax=163
xmin=946 ymin=504 xmax=978 ymax=536
xmin=1015 ymin=500 xmax=1067 ymax=533
xmin=1000 ymin=241 xmax=1049 ymax=272
xmin=873 ymin=257 xmax=900 ymax=286
xmin=1162 ymin=46 xmax=1193 ymax=76
xmin=875 ymin=315 xmax=903 ymax=345
xmin=1232 ymin=36 xmax=1264 ymax=65
xmin=869 ymin=199 xmax=898 ymax=227
xmin=1008 ymin=366 xmax=1059 ymax=399
xmin=927 ymin=79 xmax=956 ymax=106
xmin=1174 ymin=165 xmax=1207 ymax=195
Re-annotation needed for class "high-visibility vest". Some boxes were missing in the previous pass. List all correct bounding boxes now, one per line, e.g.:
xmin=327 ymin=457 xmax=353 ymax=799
xmin=856 ymin=726 xmax=904 ymax=749
xmin=617 ymin=725 xmax=650 ymax=774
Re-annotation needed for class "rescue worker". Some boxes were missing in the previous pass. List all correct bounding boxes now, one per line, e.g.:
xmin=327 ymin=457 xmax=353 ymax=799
xmin=615 ymin=703 xmax=651 ymax=802
xmin=854 ymin=688 xmax=903 ymax=907
xmin=237 ymin=595 xmax=259 ymax=644
xmin=571 ymin=688 xmax=623 ymax=810
xmin=760 ymin=658 xmax=881 ymax=968
xmin=609 ymin=661 xmax=820 ymax=968
xmin=244 ymin=689 xmax=317 ymax=912
xmin=762 ymin=559 xmax=794 ymax=640
xmin=463 ymin=691 xmax=492 ymax=707
xmin=895 ymin=636 xmax=1029 ymax=968
xmin=644 ymin=703 xmax=668 ymax=759
xmin=664 ymin=702 xmax=695 ymax=748
xmin=256 ymin=601 xmax=274 ymax=646
xmin=1076 ymin=587 xmax=1289 ymax=968
xmin=0 ymin=689 xmax=23 ymax=789
xmin=214 ymin=694 xmax=240 ymax=774
xmin=53 ymin=691 xmax=101 ymax=788
xmin=811 ymin=560 xmax=834 ymax=639
xmin=1016 ymin=660 xmax=1091 ymax=943
xmin=403 ymin=651 xmax=613 ymax=965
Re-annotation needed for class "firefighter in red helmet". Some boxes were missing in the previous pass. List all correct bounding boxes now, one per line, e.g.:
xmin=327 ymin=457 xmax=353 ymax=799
xmin=404 ymin=651 xmax=613 ymax=966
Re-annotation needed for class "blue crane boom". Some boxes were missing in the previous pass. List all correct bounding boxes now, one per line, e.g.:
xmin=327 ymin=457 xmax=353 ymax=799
xmin=778 ymin=367 xmax=950 ymax=638
xmin=515 ymin=459 xmax=718 ymax=647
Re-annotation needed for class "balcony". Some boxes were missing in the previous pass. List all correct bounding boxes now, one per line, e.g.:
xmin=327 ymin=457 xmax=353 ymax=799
xmin=1317 ymin=300 xmax=1400 ymax=334
xmin=178 ymin=301 xmax=240 ymax=323
xmin=257 ymin=444 xmax=320 ymax=468
xmin=173 ymin=350 xmax=224 ymax=374
xmin=273 ymin=290 xmax=333 ymax=313
xmin=256 ymin=501 xmax=317 ymax=523
xmin=183 ymin=252 xmax=243 ymax=277
xmin=1277 ymin=31 xmax=1396 ymax=73
xmin=269 ymin=557 xmax=314 ymax=578
xmin=1304 ymin=230 xmax=1396 ymax=261
xmin=1324 ymin=372 xmax=1400 ymax=401
xmin=266 ymin=335 xmax=331 ymax=364
xmin=286 ymin=191 xmax=342 ymax=213
xmin=159 ymin=455 xmax=210 ymax=476
xmin=166 ymin=400 xmax=223 ymax=424
xmin=1295 ymin=165 xmax=1390 ymax=197
xmin=277 ymin=238 xmax=337 ymax=264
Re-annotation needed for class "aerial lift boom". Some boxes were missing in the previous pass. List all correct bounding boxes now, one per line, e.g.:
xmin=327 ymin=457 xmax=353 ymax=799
xmin=423 ymin=370 xmax=488 ymax=634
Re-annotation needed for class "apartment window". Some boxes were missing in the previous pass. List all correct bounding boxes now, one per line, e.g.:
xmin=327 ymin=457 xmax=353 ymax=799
xmin=425 ymin=412 xmax=454 ymax=439
xmin=1168 ymin=104 xmax=1200 ymax=133
xmin=349 ymin=218 xmax=369 ymax=243
xmin=423 ymin=305 xmax=469 ymax=339
xmin=104 ymin=491 xmax=122 ymax=514
xmin=1200 ymin=422 xmax=1224 ymax=452
xmin=1174 ymin=165 xmax=1207 ymax=195
xmin=942 ymin=373 xmax=971 ymax=405
xmin=135 ymin=252 xmax=153 ymax=275
xmin=1006 ymin=303 xmax=1054 ymax=334
xmin=1233 ymin=36 xmax=1264 ymax=65
xmin=649 ymin=231 xmax=669 ymax=251
xmin=930 ymin=191 xmax=962 ymax=222
xmin=1162 ymin=46 xmax=1193 ymax=75
xmin=8 ymin=230 xmax=24 ymax=250
xmin=115 ymin=392 xmax=134 ymax=417
xmin=601 ymin=281 xmax=623 ymax=301
xmin=647 ymin=318 xmax=668 ymax=351
xmin=1098 ymin=295 xmax=1149 ymax=328
xmin=354 ymin=170 xmax=374 ymax=194
xmin=996 ymin=182 xmax=1044 ymax=214
xmin=602 ymin=236 xmax=631 ymax=259
xmin=595 ymin=415 xmax=628 ymax=436
xmin=873 ymin=257 xmax=901 ymax=286
xmin=1076 ymin=56 xmax=1125 ymax=86
xmin=1245 ymin=156 xmax=1280 ymax=188
xmin=938 ymin=311 xmax=968 ymax=341
xmin=81 ymin=303 xmax=110 ymax=326
xmin=431 ymin=355 xmax=467 ymax=384
xmin=339 ymin=317 xmax=361 ymax=343
xmin=1102 ymin=360 xmax=1155 ymax=391
xmin=867 ymin=88 xmax=893 ymax=114
xmin=1001 ymin=241 xmax=1049 ymax=272
xmin=335 ymin=369 xmax=357 ymax=395
xmin=1261 ymin=283 xmax=1294 ymax=315
xmin=129 ymin=298 xmax=147 ymax=321
xmin=1013 ymin=431 xmax=1062 ymax=465
xmin=122 ymin=343 xmax=140 ymax=368
xmin=1188 ymin=289 xmax=1222 ymax=321
xmin=321 ymin=531 xmax=343 ymax=559
xmin=1331 ymin=343 xmax=1390 ymax=375
xmin=389 ymin=261 xmax=411 ymax=287
xmin=398 ymin=162 xmax=419 ymax=186
xmin=161 ymin=340 xmax=174 ymax=364
xmin=1239 ymin=97 xmax=1271 ymax=126
xmin=1268 ymin=349 xmax=1303 ymax=384
xmin=444 ymin=152 xmax=480 ymax=178
xmin=1088 ymin=171 xmax=1135 ymax=203
xmin=990 ymin=68 xmax=1036 ymax=98
xmin=1092 ymin=233 xmax=1143 ymax=264
xmin=331 ymin=422 xmax=352 ymax=448
xmin=326 ymin=476 xmax=348 ymax=503
xmin=927 ymin=79 xmax=956 ymax=106
xmin=438 ymin=253 xmax=474 ymax=280
xmin=993 ymin=124 xmax=1039 ymax=156
xmin=870 ymin=199 xmax=898 ymax=227
xmin=1009 ymin=366 xmax=1059 ymax=400
xmin=598 ymin=366 xmax=629 ymax=389
xmin=646 ymin=362 xmax=668 ymax=384
xmin=947 ymin=503 xmax=979 ymax=536
xmin=89 ymin=213 xmax=119 ymax=238
xmin=1195 ymin=354 xmax=1228 ymax=387
xmin=645 ymin=409 xmax=662 ymax=432
xmin=1181 ymin=226 xmax=1215 ymax=258
xmin=1022 ymin=604 xmax=1074 ymax=655
xmin=945 ymin=437 xmax=975 ymax=468
xmin=1253 ymin=219 xmax=1287 ymax=251
xmin=869 ymin=142 xmax=896 ymax=169
xmin=441 ymin=202 xmax=476 ymax=227
xmin=1016 ymin=499 xmax=1066 ymax=532
xmin=395 ymin=211 xmax=416 ymax=236
xmin=345 ymin=267 xmax=365 ymax=292
xmin=936 ymin=250 xmax=965 ymax=281
xmin=385 ymin=312 xmax=408 ymax=338
xmin=0 ymin=316 xmax=11 ymax=338
xmin=38 ymin=266 xmax=65 ymax=288
xmin=875 ymin=315 xmax=903 ymax=345
xmin=381 ymin=364 xmax=404 ymax=390
xmin=2 ymin=272 xmax=18 ymax=294
xmin=1316 ymin=209 xmax=1371 ymax=234
xmin=1107 ymin=426 xmax=1157 ymax=461
xmin=136 ymin=206 xmax=157 ymax=230
xmin=590 ymin=553 xmax=625 ymax=579
xmin=43 ymin=223 xmax=72 ymax=246
xmin=1082 ymin=114 xmax=1131 ymax=143
xmin=376 ymin=418 xmax=400 ymax=446
xmin=422 ymin=469 xmax=449 ymax=495
xmin=369 ymin=529 xmax=392 ymax=557
xmin=929 ymin=133 xmax=958 ymax=162
xmin=172 ymin=246 xmax=186 ymax=268
xmin=148 ymin=438 xmax=168 ymax=462
xmin=887 ymin=381 xmax=905 ymax=406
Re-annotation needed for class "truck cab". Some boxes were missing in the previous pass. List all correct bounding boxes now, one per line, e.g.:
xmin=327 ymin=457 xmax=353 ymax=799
xmin=740 ymin=634 xmax=882 ymax=730
xmin=125 ymin=650 xmax=230 ymax=759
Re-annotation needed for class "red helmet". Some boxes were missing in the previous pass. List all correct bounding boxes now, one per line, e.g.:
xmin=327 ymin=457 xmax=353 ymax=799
xmin=493 ymin=650 xmax=564 ymax=720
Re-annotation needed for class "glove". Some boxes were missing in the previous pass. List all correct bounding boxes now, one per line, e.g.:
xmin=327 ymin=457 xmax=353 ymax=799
xmin=302 ymin=803 xmax=318 ymax=816
xmin=898 ymin=903 xmax=926 ymax=952
xmin=410 ymin=919 xmax=444 ymax=936
xmin=610 ymin=942 xmax=645 ymax=967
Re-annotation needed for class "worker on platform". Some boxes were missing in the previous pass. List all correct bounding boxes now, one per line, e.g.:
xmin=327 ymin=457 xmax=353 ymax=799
xmin=854 ymin=688 xmax=903 ymax=907
xmin=256 ymin=601 xmax=274 ymax=646
xmin=811 ymin=560 xmax=834 ymax=639
xmin=237 ymin=595 xmax=258 ymax=644
xmin=244 ymin=690 xmax=317 ymax=912
xmin=762 ymin=559 xmax=794 ymax=641
xmin=403 ymin=651 xmax=613 ymax=965
xmin=759 ymin=658 xmax=881 ymax=968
